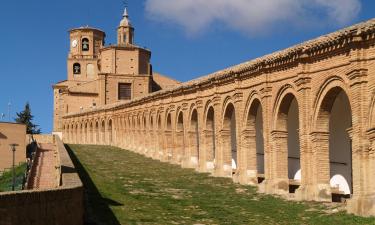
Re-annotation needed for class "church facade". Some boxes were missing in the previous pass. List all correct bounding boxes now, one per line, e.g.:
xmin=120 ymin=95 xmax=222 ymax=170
xmin=53 ymin=9 xmax=180 ymax=133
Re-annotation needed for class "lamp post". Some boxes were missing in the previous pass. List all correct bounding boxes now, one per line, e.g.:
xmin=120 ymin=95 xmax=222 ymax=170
xmin=9 ymin=144 xmax=19 ymax=191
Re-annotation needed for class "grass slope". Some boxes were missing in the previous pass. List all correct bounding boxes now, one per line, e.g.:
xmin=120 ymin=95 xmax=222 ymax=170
xmin=67 ymin=144 xmax=375 ymax=225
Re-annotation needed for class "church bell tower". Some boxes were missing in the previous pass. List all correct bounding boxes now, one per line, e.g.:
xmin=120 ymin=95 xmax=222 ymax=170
xmin=117 ymin=8 xmax=134 ymax=46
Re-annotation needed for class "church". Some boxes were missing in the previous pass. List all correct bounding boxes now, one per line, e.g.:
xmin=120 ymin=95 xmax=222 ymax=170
xmin=53 ymin=8 xmax=180 ymax=133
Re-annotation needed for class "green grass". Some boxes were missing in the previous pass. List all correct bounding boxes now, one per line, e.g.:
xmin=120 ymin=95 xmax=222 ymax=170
xmin=0 ymin=163 xmax=26 ymax=192
xmin=66 ymin=144 xmax=375 ymax=225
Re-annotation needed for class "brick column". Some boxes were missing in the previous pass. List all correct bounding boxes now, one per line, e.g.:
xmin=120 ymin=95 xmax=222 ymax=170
xmin=233 ymin=92 xmax=244 ymax=183
xmin=346 ymin=64 xmax=375 ymax=216
xmin=268 ymin=130 xmax=289 ymax=195
xmin=295 ymin=76 xmax=314 ymax=201
xmin=258 ymin=86 xmax=273 ymax=193
xmin=218 ymin=129 xmax=232 ymax=177
xmin=175 ymin=130 xmax=184 ymax=164
xmin=310 ymin=131 xmax=331 ymax=202
xmin=187 ymin=130 xmax=199 ymax=168
xmin=203 ymin=129 xmax=215 ymax=173
xmin=196 ymin=101 xmax=206 ymax=172
xmin=240 ymin=129 xmax=257 ymax=185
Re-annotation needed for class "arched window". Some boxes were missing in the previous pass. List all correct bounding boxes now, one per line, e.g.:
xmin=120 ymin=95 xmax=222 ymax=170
xmin=73 ymin=63 xmax=81 ymax=74
xmin=82 ymin=38 xmax=89 ymax=51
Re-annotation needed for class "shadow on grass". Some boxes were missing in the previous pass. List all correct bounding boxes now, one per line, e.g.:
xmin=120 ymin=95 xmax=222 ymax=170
xmin=65 ymin=145 xmax=122 ymax=225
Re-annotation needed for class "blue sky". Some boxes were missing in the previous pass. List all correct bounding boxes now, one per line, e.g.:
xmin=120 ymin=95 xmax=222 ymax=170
xmin=0 ymin=0 xmax=374 ymax=133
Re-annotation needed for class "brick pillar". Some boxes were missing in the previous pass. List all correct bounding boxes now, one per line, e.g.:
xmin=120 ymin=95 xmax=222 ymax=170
xmin=258 ymin=86 xmax=273 ymax=194
xmin=218 ymin=129 xmax=232 ymax=177
xmin=346 ymin=64 xmax=375 ymax=216
xmin=233 ymin=92 xmax=244 ymax=183
xmin=240 ymin=129 xmax=257 ymax=185
xmin=203 ymin=129 xmax=215 ymax=173
xmin=212 ymin=96 xmax=222 ymax=176
xmin=175 ymin=130 xmax=184 ymax=164
xmin=310 ymin=131 xmax=331 ymax=202
xmin=269 ymin=130 xmax=289 ymax=195
xmin=295 ymin=76 xmax=314 ymax=201
xmin=188 ymin=130 xmax=199 ymax=168
xmin=196 ymin=101 xmax=206 ymax=172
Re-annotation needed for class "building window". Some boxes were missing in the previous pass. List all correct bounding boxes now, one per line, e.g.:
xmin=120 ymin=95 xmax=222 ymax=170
xmin=118 ymin=83 xmax=131 ymax=100
xmin=73 ymin=63 xmax=81 ymax=74
xmin=82 ymin=38 xmax=89 ymax=51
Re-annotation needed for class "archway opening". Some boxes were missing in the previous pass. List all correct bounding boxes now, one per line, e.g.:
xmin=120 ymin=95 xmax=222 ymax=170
xmin=84 ymin=123 xmax=88 ymax=144
xmin=149 ymin=116 xmax=154 ymax=154
xmin=157 ymin=115 xmax=163 ymax=156
xmin=275 ymin=93 xmax=300 ymax=193
xmin=95 ymin=122 xmax=99 ymax=144
xmin=108 ymin=120 xmax=113 ymax=144
xmin=317 ymin=87 xmax=352 ymax=200
xmin=101 ymin=121 xmax=105 ymax=144
xmin=190 ymin=109 xmax=199 ymax=166
xmin=245 ymin=99 xmax=265 ymax=183
xmin=166 ymin=113 xmax=173 ymax=160
xmin=80 ymin=124 xmax=83 ymax=143
xmin=90 ymin=122 xmax=93 ymax=144
xmin=176 ymin=112 xmax=184 ymax=162
xmin=223 ymin=103 xmax=237 ymax=171
xmin=205 ymin=107 xmax=215 ymax=170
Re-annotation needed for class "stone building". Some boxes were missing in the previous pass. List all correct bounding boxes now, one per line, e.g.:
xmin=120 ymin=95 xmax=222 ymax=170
xmin=53 ymin=8 xmax=180 ymax=133
xmin=58 ymin=10 xmax=375 ymax=217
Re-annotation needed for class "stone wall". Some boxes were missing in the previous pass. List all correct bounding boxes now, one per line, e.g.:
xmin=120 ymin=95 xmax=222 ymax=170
xmin=0 ymin=136 xmax=84 ymax=225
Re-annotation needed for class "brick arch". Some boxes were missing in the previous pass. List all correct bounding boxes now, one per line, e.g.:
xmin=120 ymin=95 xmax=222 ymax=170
xmin=202 ymin=99 xmax=214 ymax=127
xmin=272 ymin=85 xmax=299 ymax=130
xmin=107 ymin=118 xmax=113 ymax=144
xmin=100 ymin=119 xmax=106 ymax=144
xmin=243 ymin=91 xmax=263 ymax=129
xmin=243 ymin=93 xmax=265 ymax=177
xmin=156 ymin=109 xmax=164 ymax=158
xmin=312 ymin=76 xmax=352 ymax=131
xmin=222 ymin=100 xmax=237 ymax=171
xmin=95 ymin=120 xmax=100 ymax=144
xmin=188 ymin=104 xmax=199 ymax=166
xmin=221 ymin=96 xmax=235 ymax=128
xmin=312 ymin=78 xmax=353 ymax=196
xmin=174 ymin=106 xmax=184 ymax=130
xmin=79 ymin=122 xmax=84 ymax=143
xmin=73 ymin=122 xmax=78 ymax=144
xmin=204 ymin=102 xmax=216 ymax=168
xmin=272 ymin=85 xmax=301 ymax=184
xmin=174 ymin=107 xmax=185 ymax=162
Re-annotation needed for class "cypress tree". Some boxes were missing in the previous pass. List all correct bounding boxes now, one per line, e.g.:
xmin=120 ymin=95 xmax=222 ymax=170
xmin=15 ymin=102 xmax=41 ymax=134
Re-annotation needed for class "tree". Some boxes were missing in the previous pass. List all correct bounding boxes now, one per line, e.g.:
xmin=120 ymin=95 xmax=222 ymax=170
xmin=15 ymin=102 xmax=41 ymax=134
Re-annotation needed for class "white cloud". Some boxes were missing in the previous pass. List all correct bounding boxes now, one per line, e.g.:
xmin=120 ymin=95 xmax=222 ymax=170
xmin=144 ymin=0 xmax=361 ymax=36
